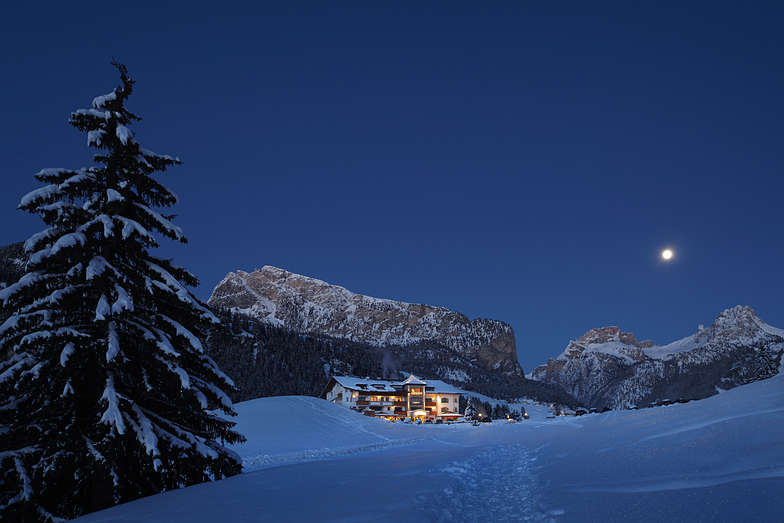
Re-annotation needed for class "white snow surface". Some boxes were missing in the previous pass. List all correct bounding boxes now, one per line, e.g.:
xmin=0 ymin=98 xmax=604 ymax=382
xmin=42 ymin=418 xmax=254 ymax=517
xmin=18 ymin=184 xmax=61 ymax=208
xmin=642 ymin=330 xmax=710 ymax=360
xmin=555 ymin=333 xmax=708 ymax=363
xmin=92 ymin=91 xmax=117 ymax=109
xmin=73 ymin=375 xmax=784 ymax=522
xmin=87 ymin=130 xmax=106 ymax=147
xmin=115 ymin=123 xmax=132 ymax=145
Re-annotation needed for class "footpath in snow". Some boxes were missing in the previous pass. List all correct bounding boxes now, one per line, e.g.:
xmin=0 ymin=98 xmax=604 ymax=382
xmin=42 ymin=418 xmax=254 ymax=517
xmin=75 ymin=374 xmax=784 ymax=522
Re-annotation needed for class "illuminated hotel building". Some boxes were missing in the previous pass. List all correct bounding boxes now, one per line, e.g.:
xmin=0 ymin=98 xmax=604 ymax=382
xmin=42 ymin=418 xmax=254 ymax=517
xmin=320 ymin=374 xmax=462 ymax=420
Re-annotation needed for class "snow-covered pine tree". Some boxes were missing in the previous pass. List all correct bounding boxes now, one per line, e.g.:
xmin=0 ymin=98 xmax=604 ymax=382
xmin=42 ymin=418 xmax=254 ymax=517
xmin=0 ymin=62 xmax=245 ymax=522
xmin=464 ymin=398 xmax=477 ymax=423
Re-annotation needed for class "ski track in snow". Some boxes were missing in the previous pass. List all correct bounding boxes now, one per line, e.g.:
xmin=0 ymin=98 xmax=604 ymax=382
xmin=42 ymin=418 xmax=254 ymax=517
xmin=430 ymin=444 xmax=557 ymax=523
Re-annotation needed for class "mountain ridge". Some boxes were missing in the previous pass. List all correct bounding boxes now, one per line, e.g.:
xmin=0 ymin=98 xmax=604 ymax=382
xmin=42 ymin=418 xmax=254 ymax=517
xmin=208 ymin=266 xmax=523 ymax=376
xmin=530 ymin=305 xmax=783 ymax=408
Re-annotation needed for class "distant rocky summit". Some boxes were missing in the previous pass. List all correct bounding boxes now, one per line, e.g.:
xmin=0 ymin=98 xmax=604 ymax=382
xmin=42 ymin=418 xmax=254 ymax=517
xmin=208 ymin=266 xmax=523 ymax=375
xmin=531 ymin=306 xmax=783 ymax=409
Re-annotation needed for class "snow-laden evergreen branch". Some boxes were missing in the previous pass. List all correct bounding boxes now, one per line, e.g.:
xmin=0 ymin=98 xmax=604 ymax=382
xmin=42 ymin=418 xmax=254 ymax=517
xmin=99 ymin=375 xmax=126 ymax=434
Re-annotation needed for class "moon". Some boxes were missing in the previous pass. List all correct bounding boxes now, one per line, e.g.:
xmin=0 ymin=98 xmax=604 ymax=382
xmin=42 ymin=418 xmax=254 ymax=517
xmin=662 ymin=249 xmax=673 ymax=260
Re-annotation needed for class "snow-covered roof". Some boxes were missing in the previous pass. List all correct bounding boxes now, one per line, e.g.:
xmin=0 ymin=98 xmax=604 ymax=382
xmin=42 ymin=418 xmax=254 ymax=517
xmin=331 ymin=376 xmax=398 ymax=393
xmin=401 ymin=374 xmax=426 ymax=386
xmin=328 ymin=375 xmax=462 ymax=395
xmin=422 ymin=379 xmax=464 ymax=394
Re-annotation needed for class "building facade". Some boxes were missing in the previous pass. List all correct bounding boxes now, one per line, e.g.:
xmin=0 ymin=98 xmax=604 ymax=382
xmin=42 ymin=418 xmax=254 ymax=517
xmin=320 ymin=374 xmax=462 ymax=420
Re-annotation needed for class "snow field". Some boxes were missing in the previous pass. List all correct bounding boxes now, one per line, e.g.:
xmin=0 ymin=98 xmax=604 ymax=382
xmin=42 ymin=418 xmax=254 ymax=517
xmin=74 ymin=375 xmax=784 ymax=522
xmin=436 ymin=444 xmax=543 ymax=522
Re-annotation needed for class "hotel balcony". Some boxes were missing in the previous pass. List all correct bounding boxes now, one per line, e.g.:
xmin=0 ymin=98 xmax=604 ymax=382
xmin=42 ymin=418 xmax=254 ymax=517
xmin=357 ymin=400 xmax=394 ymax=407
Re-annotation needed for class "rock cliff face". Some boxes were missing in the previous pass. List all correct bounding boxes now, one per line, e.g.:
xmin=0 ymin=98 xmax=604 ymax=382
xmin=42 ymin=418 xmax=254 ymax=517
xmin=531 ymin=306 xmax=783 ymax=409
xmin=208 ymin=267 xmax=522 ymax=375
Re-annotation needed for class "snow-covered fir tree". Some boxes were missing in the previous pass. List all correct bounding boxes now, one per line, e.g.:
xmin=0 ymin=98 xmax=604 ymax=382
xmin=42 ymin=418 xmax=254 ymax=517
xmin=0 ymin=62 xmax=245 ymax=522
xmin=464 ymin=398 xmax=477 ymax=423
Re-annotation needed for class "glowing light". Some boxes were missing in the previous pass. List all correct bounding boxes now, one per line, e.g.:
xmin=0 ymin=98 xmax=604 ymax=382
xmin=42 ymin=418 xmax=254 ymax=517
xmin=662 ymin=249 xmax=673 ymax=260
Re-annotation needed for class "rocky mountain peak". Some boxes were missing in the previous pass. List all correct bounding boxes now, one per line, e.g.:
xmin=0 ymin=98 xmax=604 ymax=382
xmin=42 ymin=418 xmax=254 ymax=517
xmin=254 ymin=266 xmax=292 ymax=283
xmin=707 ymin=306 xmax=765 ymax=344
xmin=554 ymin=326 xmax=652 ymax=364
xmin=531 ymin=306 xmax=783 ymax=409
xmin=208 ymin=267 xmax=523 ymax=375
xmin=575 ymin=326 xmax=653 ymax=349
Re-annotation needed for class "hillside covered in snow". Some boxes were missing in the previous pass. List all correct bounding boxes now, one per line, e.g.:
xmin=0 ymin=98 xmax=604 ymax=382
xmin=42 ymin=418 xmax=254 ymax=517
xmin=74 ymin=374 xmax=784 ymax=522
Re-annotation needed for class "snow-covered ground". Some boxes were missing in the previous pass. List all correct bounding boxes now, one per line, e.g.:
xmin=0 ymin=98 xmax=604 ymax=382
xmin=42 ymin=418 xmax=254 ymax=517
xmin=75 ymin=375 xmax=784 ymax=522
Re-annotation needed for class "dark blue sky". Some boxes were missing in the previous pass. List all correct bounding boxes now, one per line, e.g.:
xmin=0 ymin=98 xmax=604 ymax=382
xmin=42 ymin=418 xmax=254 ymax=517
xmin=2 ymin=1 xmax=782 ymax=373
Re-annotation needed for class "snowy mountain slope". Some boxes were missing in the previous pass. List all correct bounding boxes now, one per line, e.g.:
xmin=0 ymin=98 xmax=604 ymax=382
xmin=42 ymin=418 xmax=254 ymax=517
xmin=531 ymin=306 xmax=784 ymax=409
xmin=73 ymin=375 xmax=784 ymax=522
xmin=208 ymin=266 xmax=522 ymax=375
